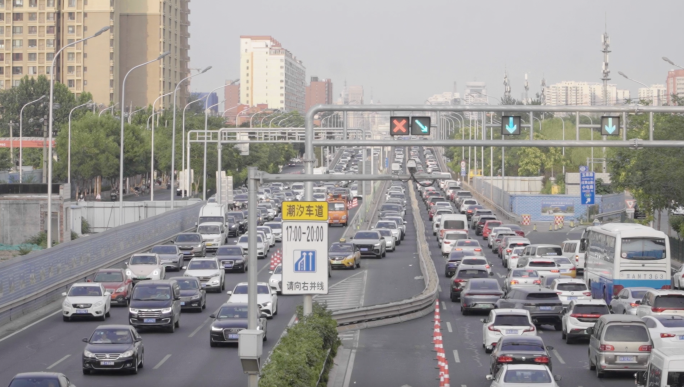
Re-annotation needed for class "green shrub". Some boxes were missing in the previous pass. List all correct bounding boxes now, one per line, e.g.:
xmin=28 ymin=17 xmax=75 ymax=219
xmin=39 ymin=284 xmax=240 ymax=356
xmin=71 ymin=231 xmax=79 ymax=240
xmin=24 ymin=231 xmax=57 ymax=249
xmin=81 ymin=217 xmax=91 ymax=234
xmin=259 ymin=302 xmax=340 ymax=387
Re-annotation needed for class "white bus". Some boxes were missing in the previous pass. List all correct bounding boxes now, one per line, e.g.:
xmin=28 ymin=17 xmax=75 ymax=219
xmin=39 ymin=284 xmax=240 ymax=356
xmin=581 ymin=223 xmax=670 ymax=304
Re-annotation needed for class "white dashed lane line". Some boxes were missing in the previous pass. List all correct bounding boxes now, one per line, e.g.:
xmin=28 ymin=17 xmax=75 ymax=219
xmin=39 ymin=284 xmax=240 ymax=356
xmin=552 ymin=349 xmax=566 ymax=364
xmin=153 ymin=354 xmax=172 ymax=369
xmin=453 ymin=350 xmax=460 ymax=363
xmin=447 ymin=322 xmax=453 ymax=333
xmin=46 ymin=354 xmax=70 ymax=370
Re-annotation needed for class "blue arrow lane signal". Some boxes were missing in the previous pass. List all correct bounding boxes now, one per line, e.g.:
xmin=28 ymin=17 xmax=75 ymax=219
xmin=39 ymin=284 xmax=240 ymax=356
xmin=416 ymin=120 xmax=429 ymax=133
xmin=501 ymin=116 xmax=520 ymax=135
xmin=605 ymin=118 xmax=616 ymax=134
xmin=506 ymin=117 xmax=517 ymax=134
xmin=601 ymin=116 xmax=620 ymax=136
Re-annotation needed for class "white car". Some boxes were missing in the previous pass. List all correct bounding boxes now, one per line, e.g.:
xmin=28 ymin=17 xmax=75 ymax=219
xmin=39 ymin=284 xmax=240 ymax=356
xmin=313 ymin=192 xmax=327 ymax=201
xmin=373 ymin=220 xmax=401 ymax=245
xmin=264 ymin=222 xmax=283 ymax=242
xmin=227 ymin=282 xmax=278 ymax=318
xmin=642 ymin=315 xmax=684 ymax=349
xmin=441 ymin=231 xmax=469 ymax=257
xmin=481 ymin=309 xmax=536 ymax=353
xmin=459 ymin=199 xmax=478 ymax=213
xmin=197 ymin=222 xmax=227 ymax=252
xmin=488 ymin=227 xmax=513 ymax=248
xmin=503 ymin=269 xmax=541 ymax=292
xmin=551 ymin=278 xmax=591 ymax=305
xmin=269 ymin=264 xmax=283 ymax=294
xmin=257 ymin=226 xmax=276 ymax=247
xmin=561 ymin=299 xmax=609 ymax=344
xmin=125 ymin=253 xmax=165 ymax=283
xmin=376 ymin=229 xmax=396 ymax=252
xmin=183 ymin=257 xmax=225 ymax=292
xmin=236 ymin=234 xmax=266 ymax=258
xmin=486 ymin=364 xmax=560 ymax=386
xmin=505 ymin=247 xmax=526 ymax=270
xmin=62 ymin=282 xmax=111 ymax=321
xmin=636 ymin=290 xmax=684 ymax=318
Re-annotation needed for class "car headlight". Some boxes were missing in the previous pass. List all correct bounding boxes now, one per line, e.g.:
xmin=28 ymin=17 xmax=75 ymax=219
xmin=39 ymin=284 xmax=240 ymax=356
xmin=121 ymin=350 xmax=134 ymax=358
xmin=191 ymin=294 xmax=202 ymax=300
xmin=341 ymin=215 xmax=347 ymax=220
xmin=374 ymin=243 xmax=381 ymax=247
xmin=210 ymin=279 xmax=220 ymax=285
xmin=84 ymin=350 xmax=96 ymax=358
xmin=152 ymin=270 xmax=160 ymax=276
xmin=93 ymin=301 xmax=104 ymax=307
xmin=160 ymin=307 xmax=173 ymax=314
xmin=129 ymin=308 xmax=139 ymax=314
xmin=125 ymin=270 xmax=132 ymax=276
xmin=230 ymin=225 xmax=236 ymax=229
xmin=213 ymin=238 xmax=222 ymax=243
xmin=196 ymin=244 xmax=203 ymax=248
xmin=115 ymin=286 xmax=126 ymax=293
xmin=63 ymin=300 xmax=70 ymax=308
xmin=211 ymin=325 xmax=223 ymax=332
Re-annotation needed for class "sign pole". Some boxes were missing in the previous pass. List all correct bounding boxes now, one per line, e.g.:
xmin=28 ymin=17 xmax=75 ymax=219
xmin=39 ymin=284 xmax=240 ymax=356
xmin=246 ymin=166 xmax=259 ymax=387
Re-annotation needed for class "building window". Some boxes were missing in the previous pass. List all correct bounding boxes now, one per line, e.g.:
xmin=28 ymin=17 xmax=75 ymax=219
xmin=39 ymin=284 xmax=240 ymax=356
xmin=0 ymin=0 xmax=4 ymax=8
xmin=83 ymin=66 xmax=86 ymax=72
xmin=83 ymin=80 xmax=87 ymax=85
xmin=68 ymin=0 xmax=75 ymax=7
xmin=12 ymin=26 xmax=22 ymax=34
xmin=67 ymin=39 xmax=74 ymax=44
xmin=0 ymin=27 xmax=4 ymax=35
xmin=27 ymin=39 xmax=36 ymax=47
xmin=12 ymin=53 xmax=21 ymax=60
xmin=28 ymin=26 xmax=36 ymax=34
xmin=47 ymin=26 xmax=55 ymax=34
xmin=0 ymin=41 xmax=4 ymax=49
xmin=68 ymin=12 xmax=75 ymax=20
xmin=28 ymin=53 xmax=35 ymax=61
xmin=109 ymin=79 xmax=113 ymax=88
xmin=67 ymin=79 xmax=74 ymax=88
xmin=46 ymin=39 xmax=54 ymax=48
xmin=67 ymin=66 xmax=74 ymax=74
xmin=0 ymin=14 xmax=3 ymax=21
xmin=12 ymin=39 xmax=22 ymax=48
xmin=27 ymin=66 xmax=36 ymax=74
xmin=12 ymin=13 xmax=22 ymax=21
xmin=13 ymin=0 xmax=22 ymax=7
xmin=67 ymin=26 xmax=75 ymax=34
xmin=28 ymin=12 xmax=36 ymax=20
xmin=12 ymin=66 xmax=22 ymax=75
xmin=47 ymin=0 xmax=54 ymax=6
xmin=28 ymin=0 xmax=36 ymax=7
xmin=67 ymin=52 xmax=75 ymax=61
xmin=12 ymin=80 xmax=20 ymax=87
xmin=46 ymin=12 xmax=54 ymax=21
xmin=46 ymin=53 xmax=54 ymax=61
xmin=0 ymin=68 xmax=3 ymax=75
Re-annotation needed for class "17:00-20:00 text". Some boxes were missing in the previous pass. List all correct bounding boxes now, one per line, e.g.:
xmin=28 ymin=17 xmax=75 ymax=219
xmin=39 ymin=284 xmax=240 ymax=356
xmin=285 ymin=225 xmax=325 ymax=242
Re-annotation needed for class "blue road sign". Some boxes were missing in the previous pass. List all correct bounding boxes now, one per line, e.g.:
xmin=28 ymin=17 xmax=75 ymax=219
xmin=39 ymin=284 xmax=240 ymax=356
xmin=385 ymin=157 xmax=389 ymax=168
xmin=501 ymin=116 xmax=521 ymax=135
xmin=601 ymin=116 xmax=620 ymax=136
xmin=460 ymin=160 xmax=466 ymax=177
xmin=294 ymin=250 xmax=316 ymax=272
xmin=580 ymin=166 xmax=595 ymax=205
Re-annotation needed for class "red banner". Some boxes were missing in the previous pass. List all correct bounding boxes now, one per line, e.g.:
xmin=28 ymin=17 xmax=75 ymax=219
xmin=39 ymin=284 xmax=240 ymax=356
xmin=0 ymin=137 xmax=55 ymax=148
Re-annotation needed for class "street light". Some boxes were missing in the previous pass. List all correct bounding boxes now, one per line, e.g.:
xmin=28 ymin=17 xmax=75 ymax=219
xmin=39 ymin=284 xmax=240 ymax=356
xmin=149 ymin=91 xmax=173 ymax=202
xmin=19 ymin=95 xmax=46 ymax=183
xmin=127 ymin=107 xmax=148 ymax=124
xmin=663 ymin=57 xmax=684 ymax=70
xmin=118 ymin=51 xmax=170 ymax=222
xmin=618 ymin=71 xmax=648 ymax=87
xmin=47 ymin=25 xmax=110 ymax=248
xmin=68 ymin=99 xmax=93 ymax=185
xmin=171 ymin=66 xmax=212 ymax=209
xmin=181 ymin=95 xmax=210 ymax=198
xmin=99 ymin=103 xmax=118 ymax=117
xmin=201 ymin=98 xmax=225 ymax=200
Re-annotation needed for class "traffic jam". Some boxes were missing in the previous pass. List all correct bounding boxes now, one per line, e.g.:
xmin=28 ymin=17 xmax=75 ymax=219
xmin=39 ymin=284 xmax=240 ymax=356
xmin=414 ymin=145 xmax=683 ymax=387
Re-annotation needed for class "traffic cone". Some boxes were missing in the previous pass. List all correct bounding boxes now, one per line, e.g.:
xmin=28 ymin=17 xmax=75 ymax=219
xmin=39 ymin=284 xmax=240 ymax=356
xmin=443 ymin=365 xmax=450 ymax=387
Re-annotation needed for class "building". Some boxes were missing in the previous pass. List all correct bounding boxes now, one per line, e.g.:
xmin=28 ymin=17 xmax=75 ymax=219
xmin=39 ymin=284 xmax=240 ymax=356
xmin=305 ymin=76 xmax=332 ymax=112
xmin=463 ymin=82 xmax=487 ymax=118
xmin=347 ymin=85 xmax=363 ymax=105
xmin=224 ymin=79 xmax=240 ymax=115
xmin=543 ymin=81 xmax=630 ymax=106
xmin=666 ymin=69 xmax=684 ymax=105
xmin=191 ymin=92 xmax=219 ymax=113
xmin=0 ymin=0 xmax=189 ymax=109
xmin=427 ymin=92 xmax=461 ymax=105
xmin=638 ymin=84 xmax=666 ymax=106
xmin=239 ymin=35 xmax=306 ymax=112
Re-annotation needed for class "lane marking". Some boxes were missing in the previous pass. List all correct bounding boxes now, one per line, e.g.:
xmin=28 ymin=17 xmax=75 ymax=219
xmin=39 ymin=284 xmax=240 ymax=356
xmin=189 ymin=318 xmax=210 ymax=338
xmin=552 ymin=348 xmax=566 ymax=364
xmin=342 ymin=348 xmax=357 ymax=387
xmin=442 ymin=303 xmax=446 ymax=311
xmin=153 ymin=354 xmax=172 ymax=369
xmin=496 ymin=273 xmax=503 ymax=278
xmin=453 ymin=350 xmax=460 ymax=363
xmin=447 ymin=322 xmax=453 ymax=333
xmin=0 ymin=309 xmax=62 ymax=343
xmin=46 ymin=354 xmax=70 ymax=370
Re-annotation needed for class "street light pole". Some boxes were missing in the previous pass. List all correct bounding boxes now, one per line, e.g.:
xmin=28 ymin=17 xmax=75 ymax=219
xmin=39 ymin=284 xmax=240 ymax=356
xmin=200 ymin=84 xmax=233 ymax=201
xmin=98 ymin=103 xmax=118 ymax=117
xmin=149 ymin=91 xmax=173 ymax=202
xmin=171 ymin=66 xmax=212 ymax=209
xmin=68 ymin=99 xmax=92 ymax=185
xmin=47 ymin=25 xmax=110 ymax=248
xmin=19 ymin=95 xmax=46 ymax=183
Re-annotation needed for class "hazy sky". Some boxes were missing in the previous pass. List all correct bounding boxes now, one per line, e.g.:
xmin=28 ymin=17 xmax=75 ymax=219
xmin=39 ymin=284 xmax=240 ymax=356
xmin=189 ymin=0 xmax=684 ymax=105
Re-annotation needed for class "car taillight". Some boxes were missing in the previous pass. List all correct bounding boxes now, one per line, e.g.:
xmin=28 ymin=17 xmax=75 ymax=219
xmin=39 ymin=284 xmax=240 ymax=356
xmin=583 ymin=292 xmax=592 ymax=296
xmin=534 ymin=356 xmax=550 ymax=364
xmin=475 ymin=248 xmax=482 ymax=252
xmin=488 ymin=326 xmax=500 ymax=332
xmin=599 ymin=344 xmax=615 ymax=351
xmin=550 ymin=269 xmax=559 ymax=273
xmin=510 ymin=280 xmax=519 ymax=285
xmin=662 ymin=285 xmax=672 ymax=289
xmin=652 ymin=307 xmax=667 ymax=313
xmin=630 ymin=303 xmax=639 ymax=307
xmin=485 ymin=265 xmax=491 ymax=269
xmin=556 ymin=292 xmax=563 ymax=295
xmin=453 ymin=279 xmax=465 ymax=283
xmin=444 ymin=241 xmax=451 ymax=244
xmin=661 ymin=333 xmax=676 ymax=338
xmin=506 ymin=249 xmax=512 ymax=253
xmin=570 ymin=267 xmax=576 ymax=271
xmin=533 ymin=280 xmax=541 ymax=285
xmin=523 ymin=325 xmax=536 ymax=333
xmin=639 ymin=345 xmax=652 ymax=352
xmin=497 ymin=356 xmax=513 ymax=363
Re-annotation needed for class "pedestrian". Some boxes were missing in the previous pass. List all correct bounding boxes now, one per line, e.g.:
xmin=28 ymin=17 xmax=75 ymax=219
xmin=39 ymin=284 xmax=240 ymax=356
xmin=96 ymin=193 xmax=101 ymax=201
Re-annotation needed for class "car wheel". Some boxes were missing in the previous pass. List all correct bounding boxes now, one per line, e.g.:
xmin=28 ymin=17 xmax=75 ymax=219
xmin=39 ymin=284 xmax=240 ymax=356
xmin=565 ymin=334 xmax=573 ymax=344
xmin=221 ymin=279 xmax=225 ymax=291
xmin=450 ymin=292 xmax=458 ymax=302
xmin=382 ymin=250 xmax=386 ymax=257
xmin=554 ymin=322 xmax=562 ymax=331
xmin=561 ymin=329 xmax=567 ymax=339
xmin=139 ymin=351 xmax=144 ymax=368
xmin=356 ymin=260 xmax=361 ymax=268
xmin=461 ymin=306 xmax=469 ymax=316
xmin=202 ymin=297 xmax=207 ymax=310
xmin=82 ymin=369 xmax=90 ymax=375
xmin=588 ymin=351 xmax=596 ymax=370
xmin=168 ymin=321 xmax=175 ymax=333
xmin=274 ymin=303 xmax=278 ymax=315
xmin=99 ymin=313 xmax=106 ymax=321
xmin=485 ymin=346 xmax=492 ymax=354
xmin=242 ymin=265 xmax=247 ymax=273
xmin=105 ymin=308 xmax=111 ymax=318
xmin=131 ymin=355 xmax=139 ymax=374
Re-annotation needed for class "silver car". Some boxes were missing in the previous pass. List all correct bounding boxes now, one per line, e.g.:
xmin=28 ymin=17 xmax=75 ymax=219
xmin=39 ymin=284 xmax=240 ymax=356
xmin=503 ymin=269 xmax=541 ymax=292
xmin=264 ymin=222 xmax=282 ymax=242
xmin=351 ymin=230 xmax=386 ymax=259
xmin=183 ymin=257 xmax=225 ymax=293
xmin=150 ymin=245 xmax=184 ymax=271
xmin=376 ymin=229 xmax=396 ymax=252
xmin=486 ymin=364 xmax=561 ymax=386
xmin=609 ymin=287 xmax=652 ymax=315
xmin=235 ymin=235 xmax=266 ymax=259
xmin=373 ymin=220 xmax=401 ymax=245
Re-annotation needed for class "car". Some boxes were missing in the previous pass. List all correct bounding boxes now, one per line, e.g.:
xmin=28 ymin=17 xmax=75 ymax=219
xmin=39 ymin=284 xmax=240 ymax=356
xmin=380 ymin=203 xmax=405 ymax=217
xmin=62 ymin=282 xmax=111 ymax=321
xmin=480 ymin=220 xmax=503 ymax=238
xmin=351 ymin=230 xmax=386 ymax=259
xmin=215 ymin=245 xmax=247 ymax=273
xmin=493 ymin=232 xmax=518 ymax=255
xmin=464 ymin=204 xmax=485 ymax=220
xmin=7 ymin=373 xmax=75 ymax=387
xmin=150 ymin=245 xmax=184 ymax=271
xmin=225 ymin=216 xmax=240 ymax=237
xmin=459 ymin=199 xmax=478 ymax=213
xmin=521 ymin=244 xmax=564 ymax=260
xmin=474 ymin=215 xmax=498 ymax=236
xmin=125 ymin=253 xmax=165 ymax=284
xmin=610 ymin=287 xmax=652 ymax=315
xmin=227 ymin=282 xmax=278 ymax=318
xmin=460 ymin=278 xmax=504 ymax=315
xmin=501 ymin=238 xmax=531 ymax=267
xmin=92 ymin=268 xmax=132 ymax=306
xmin=518 ymin=258 xmax=560 ymax=279
xmin=328 ymin=241 xmax=362 ymax=269
xmin=460 ymin=257 xmax=492 ymax=275
xmin=503 ymin=269 xmax=541 ymax=292
xmin=489 ymin=335 xmax=554 ymax=376
xmin=209 ymin=303 xmax=267 ymax=346
xmin=551 ymin=256 xmax=577 ymax=278
xmin=495 ymin=288 xmax=563 ymax=330
xmin=373 ymin=220 xmax=402 ymax=244
xmin=450 ymin=265 xmax=492 ymax=301
xmin=173 ymin=232 xmax=206 ymax=258
xmin=500 ymin=223 xmax=526 ymax=237
xmin=561 ymin=299 xmax=610 ymax=343
xmin=636 ymin=289 xmax=684 ymax=318
xmin=227 ymin=211 xmax=247 ymax=233
xmin=444 ymin=250 xmax=480 ymax=277
xmin=471 ymin=209 xmax=495 ymax=228
xmin=486 ymin=364 xmax=561 ymax=386
xmin=264 ymin=221 xmax=283 ymax=242
xmin=257 ymin=225 xmax=276 ymax=247
xmin=488 ymin=227 xmax=513 ymax=248
xmin=504 ymin=246 xmax=526 ymax=270
xmin=481 ymin=309 xmax=537 ymax=353
xmin=268 ymin=264 xmax=283 ymax=294
xmin=453 ymin=239 xmax=484 ymax=255
xmin=551 ymin=278 xmax=591 ymax=305
xmin=183 ymin=257 xmax=225 ymax=293
xmin=197 ymin=222 xmax=227 ymax=252
xmin=642 ymin=315 xmax=684 ymax=349
xmin=441 ymin=230 xmax=469 ymax=257
xmin=376 ymin=229 xmax=396 ymax=252
xmin=384 ymin=215 xmax=407 ymax=240
xmin=128 ymin=280 xmax=182 ymax=332
xmin=587 ymin=314 xmax=652 ymax=378
xmin=81 ymin=324 xmax=144 ymax=375
xmin=235 ymin=234 xmax=266 ymax=259
xmin=561 ymin=240 xmax=584 ymax=274
xmin=170 ymin=276 xmax=206 ymax=312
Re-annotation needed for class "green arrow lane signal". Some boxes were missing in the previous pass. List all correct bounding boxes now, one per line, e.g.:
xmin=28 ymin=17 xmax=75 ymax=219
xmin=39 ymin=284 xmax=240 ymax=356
xmin=410 ymin=117 xmax=431 ymax=135
xmin=601 ymin=116 xmax=620 ymax=136
xmin=501 ymin=116 xmax=521 ymax=135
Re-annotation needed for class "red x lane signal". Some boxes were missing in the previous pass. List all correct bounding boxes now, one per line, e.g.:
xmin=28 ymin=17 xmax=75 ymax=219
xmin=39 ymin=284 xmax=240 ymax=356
xmin=390 ymin=116 xmax=409 ymax=136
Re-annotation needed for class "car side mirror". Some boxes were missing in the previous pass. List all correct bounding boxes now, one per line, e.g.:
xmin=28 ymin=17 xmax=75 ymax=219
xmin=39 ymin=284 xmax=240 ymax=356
xmin=62 ymin=292 xmax=67 ymax=297
xmin=182 ymin=266 xmax=187 ymax=270
xmin=82 ymin=337 xmax=89 ymax=343
xmin=546 ymin=345 xmax=554 ymax=351
xmin=485 ymin=375 xmax=493 ymax=381
xmin=612 ymin=295 xmax=618 ymax=300
xmin=209 ymin=314 xmax=216 ymax=319
xmin=135 ymin=337 xmax=142 ymax=342
xmin=554 ymin=375 xmax=562 ymax=381
xmin=586 ymin=327 xmax=593 ymax=335
xmin=226 ymin=291 xmax=232 ymax=295
xmin=104 ymin=292 xmax=111 ymax=296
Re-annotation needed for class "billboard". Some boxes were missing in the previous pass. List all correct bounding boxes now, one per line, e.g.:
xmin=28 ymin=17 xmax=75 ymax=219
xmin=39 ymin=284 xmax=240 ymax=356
xmin=541 ymin=199 xmax=575 ymax=217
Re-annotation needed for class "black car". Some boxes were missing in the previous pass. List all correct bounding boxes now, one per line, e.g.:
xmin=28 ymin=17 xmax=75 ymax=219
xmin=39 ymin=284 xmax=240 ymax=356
xmin=226 ymin=216 xmax=239 ymax=237
xmin=460 ymin=279 xmax=504 ymax=315
xmin=8 ymin=373 xmax=73 ymax=387
xmin=215 ymin=246 xmax=247 ymax=272
xmin=450 ymin=266 xmax=491 ymax=301
xmin=128 ymin=280 xmax=182 ymax=333
xmin=169 ymin=276 xmax=206 ymax=312
xmin=82 ymin=324 xmax=144 ymax=375
xmin=209 ymin=303 xmax=267 ymax=347
xmin=489 ymin=335 xmax=553 ymax=376
xmin=227 ymin=211 xmax=247 ymax=233
xmin=495 ymin=288 xmax=564 ymax=330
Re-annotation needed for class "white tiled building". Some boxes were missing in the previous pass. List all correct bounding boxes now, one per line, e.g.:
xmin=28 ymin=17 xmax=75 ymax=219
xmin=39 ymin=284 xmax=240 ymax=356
xmin=638 ymin=84 xmax=666 ymax=106
xmin=543 ymin=81 xmax=630 ymax=106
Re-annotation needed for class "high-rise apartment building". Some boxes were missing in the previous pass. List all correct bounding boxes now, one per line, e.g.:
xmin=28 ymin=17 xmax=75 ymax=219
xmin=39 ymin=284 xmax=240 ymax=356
xmin=666 ymin=69 xmax=684 ymax=105
xmin=305 ymin=76 xmax=332 ymax=112
xmin=638 ymin=84 xmax=666 ymax=106
xmin=224 ymin=79 xmax=239 ymax=114
xmin=543 ymin=81 xmax=630 ymax=106
xmin=0 ymin=0 xmax=189 ymax=109
xmin=239 ymin=35 xmax=306 ymax=112
xmin=347 ymin=85 xmax=363 ymax=105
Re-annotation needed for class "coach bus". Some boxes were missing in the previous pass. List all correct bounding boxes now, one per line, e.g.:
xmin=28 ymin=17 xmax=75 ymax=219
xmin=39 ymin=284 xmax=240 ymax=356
xmin=581 ymin=223 xmax=670 ymax=304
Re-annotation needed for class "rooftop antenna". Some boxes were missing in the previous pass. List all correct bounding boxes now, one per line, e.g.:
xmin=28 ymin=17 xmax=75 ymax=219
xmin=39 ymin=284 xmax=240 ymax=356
xmin=601 ymin=13 xmax=611 ymax=106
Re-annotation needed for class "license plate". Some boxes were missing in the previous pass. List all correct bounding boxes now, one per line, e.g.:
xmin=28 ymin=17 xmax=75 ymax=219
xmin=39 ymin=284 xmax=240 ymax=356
xmin=567 ymin=297 xmax=577 ymax=300
xmin=137 ymin=276 xmax=146 ymax=279
xmin=75 ymin=309 xmax=88 ymax=314
xmin=505 ymin=330 xmax=518 ymax=334
xmin=361 ymin=248 xmax=368 ymax=251
xmin=100 ymin=361 xmax=115 ymax=366
xmin=476 ymin=304 xmax=493 ymax=309
xmin=202 ymin=283 xmax=207 ymax=287
xmin=333 ymin=220 xmax=339 ymax=223
xmin=679 ymin=336 xmax=684 ymax=340
xmin=228 ymin=334 xmax=239 ymax=339
xmin=618 ymin=356 xmax=636 ymax=362
xmin=560 ymin=269 xmax=568 ymax=273
xmin=181 ymin=302 xmax=185 ymax=306
xmin=539 ymin=306 xmax=553 ymax=311
xmin=224 ymin=264 xmax=233 ymax=268
xmin=144 ymin=318 xmax=156 ymax=323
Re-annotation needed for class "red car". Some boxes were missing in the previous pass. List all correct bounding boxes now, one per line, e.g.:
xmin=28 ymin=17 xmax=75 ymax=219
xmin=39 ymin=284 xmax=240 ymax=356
xmin=91 ymin=268 xmax=132 ymax=306
xmin=481 ymin=220 xmax=503 ymax=239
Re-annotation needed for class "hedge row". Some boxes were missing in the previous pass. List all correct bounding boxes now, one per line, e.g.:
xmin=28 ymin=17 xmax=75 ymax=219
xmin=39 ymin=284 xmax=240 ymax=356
xmin=259 ymin=303 xmax=340 ymax=387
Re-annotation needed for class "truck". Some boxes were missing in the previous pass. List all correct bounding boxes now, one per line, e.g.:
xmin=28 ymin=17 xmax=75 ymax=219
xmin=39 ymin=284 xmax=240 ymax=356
xmin=636 ymin=347 xmax=684 ymax=387
xmin=313 ymin=167 xmax=327 ymax=175
xmin=391 ymin=163 xmax=402 ymax=175
xmin=327 ymin=194 xmax=348 ymax=227
xmin=196 ymin=203 xmax=227 ymax=229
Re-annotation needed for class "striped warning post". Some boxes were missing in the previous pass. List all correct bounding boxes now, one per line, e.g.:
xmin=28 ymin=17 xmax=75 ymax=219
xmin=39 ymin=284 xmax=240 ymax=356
xmin=521 ymin=214 xmax=531 ymax=226
xmin=554 ymin=215 xmax=564 ymax=228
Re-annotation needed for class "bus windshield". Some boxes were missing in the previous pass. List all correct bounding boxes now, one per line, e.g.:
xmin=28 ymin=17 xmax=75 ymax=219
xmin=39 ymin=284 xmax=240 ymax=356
xmin=621 ymin=238 xmax=667 ymax=260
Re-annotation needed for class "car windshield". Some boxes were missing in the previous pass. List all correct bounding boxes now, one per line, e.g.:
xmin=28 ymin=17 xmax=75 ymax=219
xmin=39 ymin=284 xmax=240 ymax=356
xmin=94 ymin=272 xmax=123 ymax=282
xmin=258 ymin=285 xmax=270 ymax=294
xmin=9 ymin=378 xmax=62 ymax=387
xmin=89 ymin=328 xmax=133 ymax=344
xmin=378 ymin=229 xmax=393 ymax=237
xmin=175 ymin=278 xmax=199 ymax=290
xmin=503 ymin=369 xmax=551 ymax=383
xmin=380 ymin=204 xmax=402 ymax=212
xmin=469 ymin=281 xmax=500 ymax=290
xmin=485 ymin=221 xmax=502 ymax=228
xmin=176 ymin=234 xmax=201 ymax=242
xmin=604 ymin=325 xmax=650 ymax=342
xmin=130 ymin=255 xmax=157 ymax=265
xmin=258 ymin=227 xmax=271 ymax=235
xmin=199 ymin=216 xmax=224 ymax=224
xmin=537 ymin=247 xmax=563 ymax=256
xmin=376 ymin=221 xmax=396 ymax=229
xmin=355 ymin=232 xmax=379 ymax=240
xmin=443 ymin=220 xmax=465 ymax=229
xmin=462 ymin=259 xmax=487 ymax=266
xmin=232 ymin=285 xmax=248 ymax=294
xmin=151 ymin=246 xmax=177 ymax=254
xmin=132 ymin=285 xmax=171 ymax=301
xmin=218 ymin=305 xmax=249 ymax=319
xmin=529 ymin=261 xmax=557 ymax=268
xmin=330 ymin=244 xmax=354 ymax=253
xmin=512 ymin=247 xmax=526 ymax=255
xmin=274 ymin=266 xmax=282 ymax=274
xmin=525 ymin=293 xmax=560 ymax=300
xmin=500 ymin=340 xmax=545 ymax=352
xmin=572 ymin=304 xmax=610 ymax=315
xmin=494 ymin=315 xmax=531 ymax=326
xmin=554 ymin=257 xmax=572 ymax=265
xmin=630 ymin=290 xmax=648 ymax=299
xmin=238 ymin=236 xmax=249 ymax=243
xmin=445 ymin=233 xmax=468 ymax=241
xmin=188 ymin=260 xmax=218 ymax=270
xmin=621 ymin=238 xmax=667 ymax=260
xmin=69 ymin=286 xmax=102 ymax=297
xmin=217 ymin=246 xmax=243 ymax=255
xmin=456 ymin=269 xmax=488 ymax=279
xmin=228 ymin=213 xmax=244 ymax=221
xmin=557 ymin=283 xmax=587 ymax=291
xmin=656 ymin=316 xmax=684 ymax=327
xmin=654 ymin=295 xmax=684 ymax=309
xmin=235 ymin=194 xmax=248 ymax=201
xmin=265 ymin=223 xmax=282 ymax=230
xmin=512 ymin=270 xmax=539 ymax=278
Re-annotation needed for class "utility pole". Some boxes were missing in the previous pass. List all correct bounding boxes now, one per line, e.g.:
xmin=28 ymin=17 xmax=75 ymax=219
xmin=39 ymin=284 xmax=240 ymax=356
xmin=42 ymin=114 xmax=48 ymax=183
xmin=601 ymin=23 xmax=611 ymax=173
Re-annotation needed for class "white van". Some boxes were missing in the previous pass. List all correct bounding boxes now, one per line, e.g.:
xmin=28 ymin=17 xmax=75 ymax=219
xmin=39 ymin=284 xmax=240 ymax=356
xmin=636 ymin=347 xmax=684 ymax=387
xmin=391 ymin=163 xmax=402 ymax=175
xmin=561 ymin=240 xmax=584 ymax=274
xmin=197 ymin=203 xmax=227 ymax=229
xmin=437 ymin=214 xmax=468 ymax=244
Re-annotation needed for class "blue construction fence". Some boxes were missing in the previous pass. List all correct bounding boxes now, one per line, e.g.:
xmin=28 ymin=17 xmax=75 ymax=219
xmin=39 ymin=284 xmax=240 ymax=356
xmin=510 ymin=192 xmax=625 ymax=223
